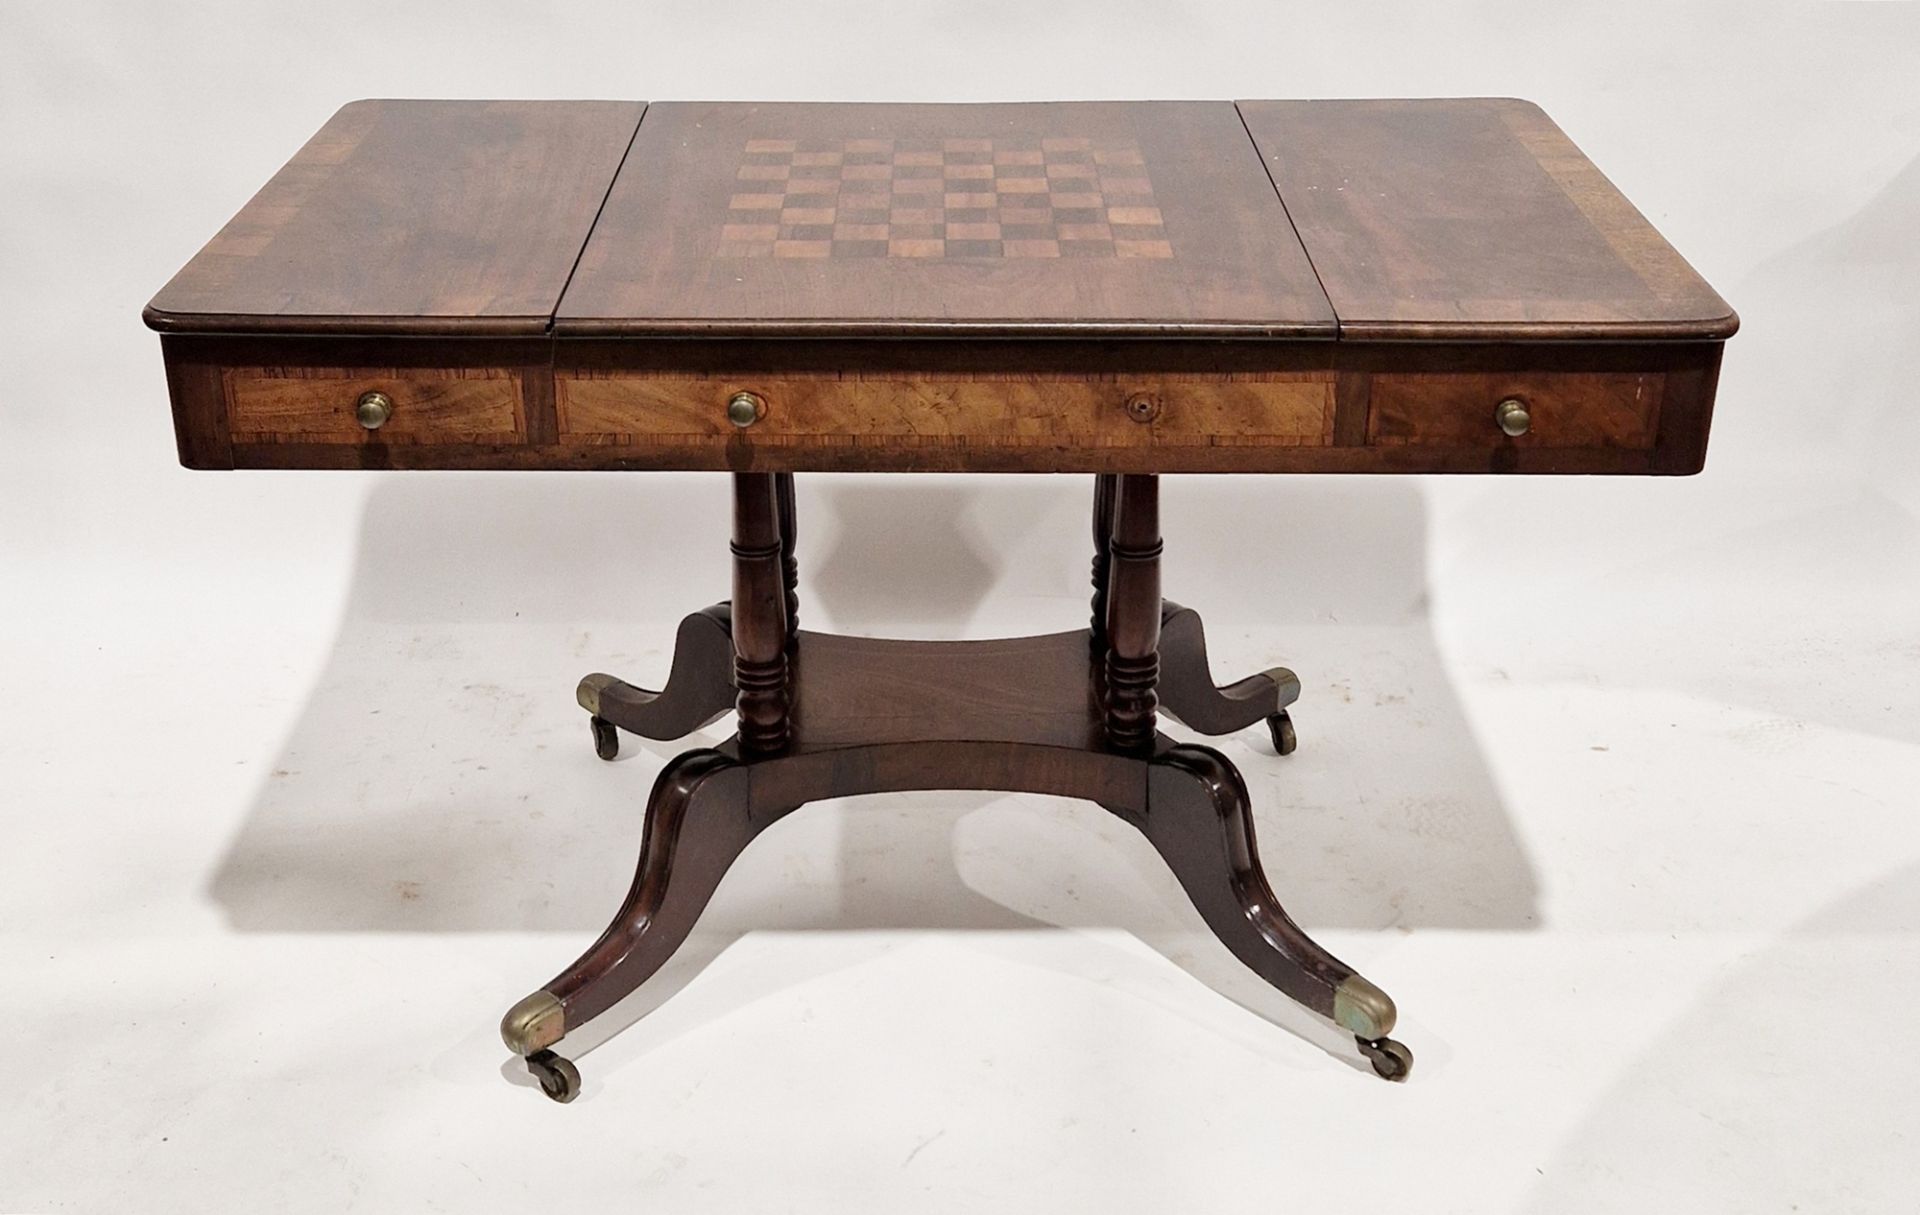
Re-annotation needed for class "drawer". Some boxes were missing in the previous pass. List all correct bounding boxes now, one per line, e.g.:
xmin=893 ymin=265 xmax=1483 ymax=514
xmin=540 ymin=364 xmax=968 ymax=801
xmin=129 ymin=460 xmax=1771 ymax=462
xmin=556 ymin=373 xmax=1336 ymax=448
xmin=1368 ymin=371 xmax=1662 ymax=448
xmin=225 ymin=367 xmax=526 ymax=443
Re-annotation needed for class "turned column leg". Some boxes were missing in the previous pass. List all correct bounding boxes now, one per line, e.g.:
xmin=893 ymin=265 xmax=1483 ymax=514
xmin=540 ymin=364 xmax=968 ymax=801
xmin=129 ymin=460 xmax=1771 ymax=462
xmin=1103 ymin=473 xmax=1161 ymax=751
xmin=732 ymin=473 xmax=791 ymax=752
xmin=1089 ymin=473 xmax=1116 ymax=650
xmin=774 ymin=472 xmax=799 ymax=645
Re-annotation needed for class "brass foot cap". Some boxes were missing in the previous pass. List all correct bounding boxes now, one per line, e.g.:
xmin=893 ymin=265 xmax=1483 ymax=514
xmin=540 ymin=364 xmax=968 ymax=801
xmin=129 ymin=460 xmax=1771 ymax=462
xmin=576 ymin=673 xmax=618 ymax=716
xmin=1332 ymin=975 xmax=1397 ymax=1041
xmin=1266 ymin=667 xmax=1303 ymax=708
xmin=501 ymin=989 xmax=566 ymax=1056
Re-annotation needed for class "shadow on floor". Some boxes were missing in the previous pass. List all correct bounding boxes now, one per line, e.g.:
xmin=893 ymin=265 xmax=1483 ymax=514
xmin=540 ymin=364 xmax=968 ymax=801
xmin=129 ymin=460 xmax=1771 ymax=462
xmin=1518 ymin=860 xmax=1919 ymax=1213
xmin=210 ymin=472 xmax=1537 ymax=1045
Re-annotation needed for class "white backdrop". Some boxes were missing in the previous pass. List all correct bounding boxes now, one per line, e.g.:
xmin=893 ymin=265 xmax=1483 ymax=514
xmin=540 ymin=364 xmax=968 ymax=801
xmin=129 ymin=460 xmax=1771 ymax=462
xmin=4 ymin=3 xmax=1917 ymax=1212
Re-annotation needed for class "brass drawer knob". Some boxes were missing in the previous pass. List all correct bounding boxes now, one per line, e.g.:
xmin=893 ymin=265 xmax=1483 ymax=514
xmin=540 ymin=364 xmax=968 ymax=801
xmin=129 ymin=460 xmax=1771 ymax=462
xmin=355 ymin=390 xmax=393 ymax=430
xmin=1494 ymin=397 xmax=1530 ymax=437
xmin=1125 ymin=391 xmax=1162 ymax=423
xmin=727 ymin=390 xmax=765 ymax=429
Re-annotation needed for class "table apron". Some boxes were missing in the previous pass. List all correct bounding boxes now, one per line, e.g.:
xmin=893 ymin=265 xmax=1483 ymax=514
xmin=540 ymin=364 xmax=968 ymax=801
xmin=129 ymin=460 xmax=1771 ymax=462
xmin=159 ymin=335 xmax=1722 ymax=475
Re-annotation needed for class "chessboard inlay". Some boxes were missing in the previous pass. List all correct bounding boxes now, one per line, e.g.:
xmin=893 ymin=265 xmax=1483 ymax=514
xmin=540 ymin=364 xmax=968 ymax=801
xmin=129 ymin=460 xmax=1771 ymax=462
xmin=719 ymin=136 xmax=1174 ymax=260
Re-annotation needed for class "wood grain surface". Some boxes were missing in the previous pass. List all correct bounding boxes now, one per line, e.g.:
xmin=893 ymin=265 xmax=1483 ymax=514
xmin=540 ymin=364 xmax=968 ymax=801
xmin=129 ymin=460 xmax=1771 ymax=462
xmin=226 ymin=366 xmax=525 ymax=443
xmin=145 ymin=99 xmax=644 ymax=335
xmin=556 ymin=371 xmax=1335 ymax=449
xmin=787 ymin=630 xmax=1104 ymax=750
xmin=164 ymin=333 xmax=1721 ymax=473
xmin=1368 ymin=370 xmax=1661 ymax=448
xmin=147 ymin=98 xmax=1733 ymax=474
xmin=1238 ymin=98 xmax=1738 ymax=341
xmin=553 ymin=101 xmax=1337 ymax=338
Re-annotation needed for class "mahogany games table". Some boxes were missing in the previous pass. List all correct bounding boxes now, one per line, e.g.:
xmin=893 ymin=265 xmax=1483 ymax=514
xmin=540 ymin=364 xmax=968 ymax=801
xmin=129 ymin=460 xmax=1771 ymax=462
xmin=146 ymin=99 xmax=1734 ymax=1101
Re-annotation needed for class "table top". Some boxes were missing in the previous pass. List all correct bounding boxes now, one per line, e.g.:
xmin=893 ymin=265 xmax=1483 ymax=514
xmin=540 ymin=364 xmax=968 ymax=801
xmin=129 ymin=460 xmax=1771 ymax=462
xmin=1238 ymin=99 xmax=1736 ymax=341
xmin=146 ymin=100 xmax=646 ymax=336
xmin=145 ymin=98 xmax=1733 ymax=342
xmin=557 ymin=101 xmax=1334 ymax=338
xmin=145 ymin=99 xmax=1733 ymax=477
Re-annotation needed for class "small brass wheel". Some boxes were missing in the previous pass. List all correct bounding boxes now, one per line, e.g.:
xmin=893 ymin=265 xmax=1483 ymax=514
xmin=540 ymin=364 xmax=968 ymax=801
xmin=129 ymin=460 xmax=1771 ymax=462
xmin=1266 ymin=709 xmax=1297 ymax=756
xmin=1357 ymin=1035 xmax=1413 ymax=1082
xmin=589 ymin=715 xmax=620 ymax=761
xmin=526 ymin=1049 xmax=581 ymax=1103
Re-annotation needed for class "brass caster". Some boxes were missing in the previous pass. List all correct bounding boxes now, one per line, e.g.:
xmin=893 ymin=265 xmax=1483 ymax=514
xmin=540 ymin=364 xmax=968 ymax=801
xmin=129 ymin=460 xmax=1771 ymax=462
xmin=1357 ymin=1035 xmax=1413 ymax=1082
xmin=526 ymin=1049 xmax=581 ymax=1103
xmin=1266 ymin=709 xmax=1297 ymax=756
xmin=590 ymin=715 xmax=620 ymax=761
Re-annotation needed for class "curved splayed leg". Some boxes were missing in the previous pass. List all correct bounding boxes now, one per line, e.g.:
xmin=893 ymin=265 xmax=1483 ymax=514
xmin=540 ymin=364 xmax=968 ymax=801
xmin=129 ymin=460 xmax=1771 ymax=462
xmin=1129 ymin=743 xmax=1411 ymax=1080
xmin=1156 ymin=600 xmax=1301 ymax=752
xmin=501 ymin=748 xmax=766 ymax=1098
xmin=577 ymin=604 xmax=737 ymax=757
